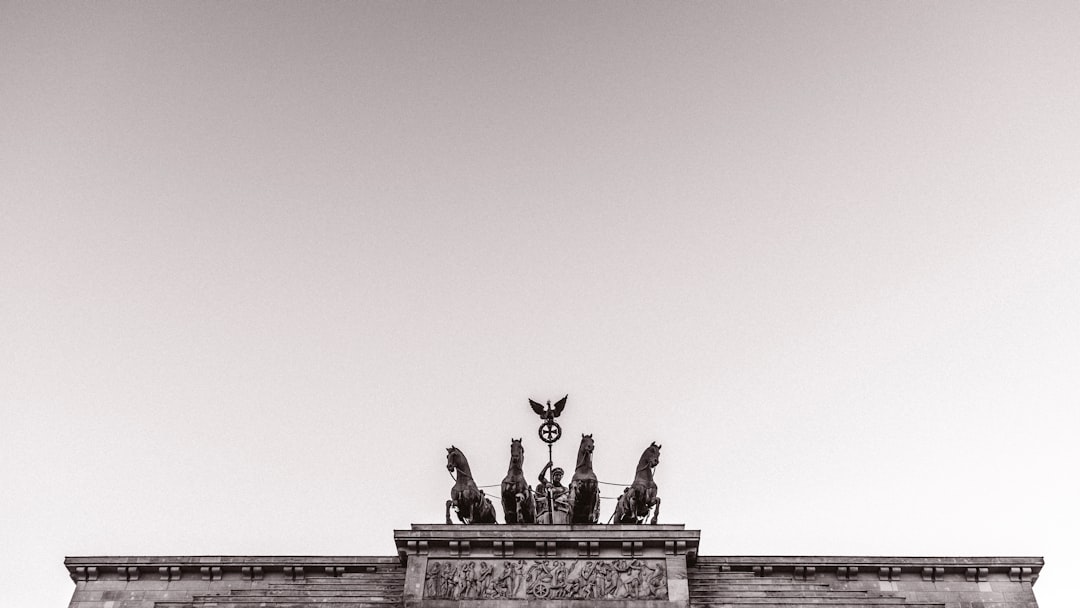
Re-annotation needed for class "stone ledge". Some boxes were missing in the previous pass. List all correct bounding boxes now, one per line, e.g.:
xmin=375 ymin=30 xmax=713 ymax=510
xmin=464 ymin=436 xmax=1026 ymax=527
xmin=697 ymin=557 xmax=1043 ymax=567
xmin=395 ymin=525 xmax=701 ymax=565
xmin=65 ymin=556 xmax=403 ymax=582
xmin=66 ymin=556 xmax=401 ymax=566
xmin=695 ymin=557 xmax=1043 ymax=585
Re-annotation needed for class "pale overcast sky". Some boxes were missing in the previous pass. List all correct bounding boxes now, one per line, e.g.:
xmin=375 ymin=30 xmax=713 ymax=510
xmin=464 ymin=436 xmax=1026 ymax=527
xmin=1 ymin=2 xmax=1078 ymax=608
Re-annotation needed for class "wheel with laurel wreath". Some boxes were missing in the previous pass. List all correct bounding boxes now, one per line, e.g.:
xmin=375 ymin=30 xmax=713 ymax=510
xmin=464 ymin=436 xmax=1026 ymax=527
xmin=538 ymin=420 xmax=562 ymax=444
xmin=531 ymin=582 xmax=551 ymax=599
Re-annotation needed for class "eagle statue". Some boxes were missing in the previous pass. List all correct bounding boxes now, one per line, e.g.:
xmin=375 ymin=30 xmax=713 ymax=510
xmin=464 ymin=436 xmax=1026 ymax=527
xmin=529 ymin=395 xmax=568 ymax=422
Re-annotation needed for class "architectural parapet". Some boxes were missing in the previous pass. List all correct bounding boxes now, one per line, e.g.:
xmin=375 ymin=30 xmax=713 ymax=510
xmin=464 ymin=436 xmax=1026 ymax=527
xmin=394 ymin=525 xmax=701 ymax=608
xmin=698 ymin=555 xmax=1043 ymax=583
xmin=394 ymin=524 xmax=700 ymax=564
xmin=65 ymin=555 xmax=400 ymax=582
xmin=63 ymin=550 xmax=1045 ymax=608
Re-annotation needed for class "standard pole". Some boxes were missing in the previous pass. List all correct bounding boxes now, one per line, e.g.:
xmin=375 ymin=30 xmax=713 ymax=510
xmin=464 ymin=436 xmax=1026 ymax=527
xmin=547 ymin=441 xmax=554 ymax=523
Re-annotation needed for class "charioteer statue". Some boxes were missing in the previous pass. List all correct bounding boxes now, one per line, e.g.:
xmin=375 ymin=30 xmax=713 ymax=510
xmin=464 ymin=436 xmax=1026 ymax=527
xmin=535 ymin=461 xmax=570 ymax=524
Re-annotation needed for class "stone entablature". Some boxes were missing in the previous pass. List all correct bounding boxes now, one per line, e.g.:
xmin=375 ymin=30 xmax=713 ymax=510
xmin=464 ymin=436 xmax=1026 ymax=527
xmin=394 ymin=525 xmax=700 ymax=562
xmin=63 ymin=534 xmax=1044 ymax=608
xmin=700 ymin=555 xmax=1043 ymax=583
xmin=395 ymin=525 xmax=699 ymax=608
xmin=688 ymin=555 xmax=1043 ymax=608
xmin=66 ymin=555 xmax=400 ymax=583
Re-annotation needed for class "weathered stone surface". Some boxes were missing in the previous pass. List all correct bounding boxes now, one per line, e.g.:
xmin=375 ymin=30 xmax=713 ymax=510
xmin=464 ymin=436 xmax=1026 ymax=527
xmin=395 ymin=525 xmax=697 ymax=608
xmin=424 ymin=559 xmax=667 ymax=600
xmin=690 ymin=556 xmax=1044 ymax=608
xmin=64 ymin=557 xmax=404 ymax=608
xmin=64 ymin=531 xmax=1043 ymax=608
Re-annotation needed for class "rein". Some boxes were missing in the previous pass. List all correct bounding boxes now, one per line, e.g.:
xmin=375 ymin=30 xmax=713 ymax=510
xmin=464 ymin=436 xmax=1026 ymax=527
xmin=632 ymin=463 xmax=656 ymax=484
xmin=448 ymin=467 xmax=474 ymax=483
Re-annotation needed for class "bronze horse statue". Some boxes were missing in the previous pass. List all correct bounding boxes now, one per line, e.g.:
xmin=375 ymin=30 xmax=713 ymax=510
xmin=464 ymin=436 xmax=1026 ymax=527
xmin=613 ymin=442 xmax=661 ymax=524
xmin=445 ymin=446 xmax=497 ymax=524
xmin=500 ymin=438 xmax=535 ymax=523
xmin=567 ymin=433 xmax=600 ymax=523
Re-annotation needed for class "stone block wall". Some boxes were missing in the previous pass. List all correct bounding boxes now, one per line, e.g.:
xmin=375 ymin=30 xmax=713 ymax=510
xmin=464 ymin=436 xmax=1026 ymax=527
xmin=65 ymin=527 xmax=1042 ymax=608
xmin=65 ymin=556 xmax=403 ymax=608
xmin=691 ymin=556 xmax=1042 ymax=608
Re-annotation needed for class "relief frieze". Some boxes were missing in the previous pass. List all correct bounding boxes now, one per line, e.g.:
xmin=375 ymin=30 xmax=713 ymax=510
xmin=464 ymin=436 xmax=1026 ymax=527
xmin=424 ymin=559 xmax=668 ymax=601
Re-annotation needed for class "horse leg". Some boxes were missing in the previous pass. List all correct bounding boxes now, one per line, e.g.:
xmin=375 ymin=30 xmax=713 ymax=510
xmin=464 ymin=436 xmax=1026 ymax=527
xmin=516 ymin=490 xmax=529 ymax=522
xmin=623 ymin=491 xmax=638 ymax=524
xmin=480 ymin=498 xmax=491 ymax=524
xmin=650 ymin=497 xmax=661 ymax=525
xmin=503 ymin=492 xmax=516 ymax=524
xmin=591 ymin=487 xmax=600 ymax=523
xmin=521 ymin=492 xmax=533 ymax=524
xmin=446 ymin=499 xmax=454 ymax=525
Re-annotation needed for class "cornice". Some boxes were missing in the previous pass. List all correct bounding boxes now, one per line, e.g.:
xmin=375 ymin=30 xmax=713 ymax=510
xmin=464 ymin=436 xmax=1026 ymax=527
xmin=64 ymin=556 xmax=400 ymax=583
xmin=394 ymin=524 xmax=702 ymax=565
xmin=697 ymin=555 xmax=1043 ymax=584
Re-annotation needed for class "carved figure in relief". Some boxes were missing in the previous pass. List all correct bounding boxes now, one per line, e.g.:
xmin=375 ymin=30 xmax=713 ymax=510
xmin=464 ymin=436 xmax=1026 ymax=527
xmin=425 ymin=562 xmax=442 ymax=598
xmin=463 ymin=562 xmax=476 ymax=599
xmin=612 ymin=442 xmax=662 ymax=524
xmin=445 ymin=563 xmax=457 ymax=598
xmin=567 ymin=434 xmax=601 ymax=524
xmin=444 ymin=565 xmax=457 ymax=600
xmin=515 ymin=560 xmax=528 ymax=596
xmin=460 ymin=565 xmax=473 ymax=600
xmin=599 ymin=560 xmax=620 ymax=598
xmin=501 ymin=438 xmax=536 ymax=524
xmin=495 ymin=561 xmax=517 ymax=598
xmin=544 ymin=561 xmax=563 ymax=598
xmin=561 ymin=561 xmax=580 ymax=598
xmin=423 ymin=560 xmax=666 ymax=601
xmin=621 ymin=559 xmax=643 ymax=598
xmin=526 ymin=560 xmax=549 ymax=598
xmin=558 ymin=561 xmax=577 ymax=598
xmin=643 ymin=561 xmax=667 ymax=598
xmin=581 ymin=561 xmax=598 ymax=597
xmin=445 ymin=446 xmax=498 ymax=524
xmin=471 ymin=562 xmax=485 ymax=598
xmin=577 ymin=561 xmax=596 ymax=598
xmin=478 ymin=561 xmax=495 ymax=597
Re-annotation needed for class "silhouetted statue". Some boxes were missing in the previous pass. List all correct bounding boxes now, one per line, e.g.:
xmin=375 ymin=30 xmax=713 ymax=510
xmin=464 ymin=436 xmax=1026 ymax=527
xmin=567 ymin=434 xmax=600 ymax=523
xmin=530 ymin=395 xmax=567 ymax=421
xmin=612 ymin=442 xmax=661 ymax=524
xmin=535 ymin=461 xmax=569 ymax=524
xmin=500 ymin=438 xmax=535 ymax=523
xmin=446 ymin=446 xmax=497 ymax=524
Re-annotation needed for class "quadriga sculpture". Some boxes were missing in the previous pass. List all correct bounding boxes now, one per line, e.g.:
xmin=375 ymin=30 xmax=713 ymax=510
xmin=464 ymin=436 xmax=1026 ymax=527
xmin=567 ymin=433 xmax=600 ymax=523
xmin=446 ymin=446 xmax=498 ymax=524
xmin=612 ymin=442 xmax=661 ymax=524
xmin=500 ymin=438 xmax=535 ymax=523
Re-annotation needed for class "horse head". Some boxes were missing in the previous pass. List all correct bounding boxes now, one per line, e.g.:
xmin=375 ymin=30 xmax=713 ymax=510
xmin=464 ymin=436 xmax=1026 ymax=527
xmin=509 ymin=438 xmax=524 ymax=469
xmin=446 ymin=445 xmax=465 ymax=474
xmin=642 ymin=441 xmax=661 ymax=469
xmin=579 ymin=433 xmax=594 ymax=454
